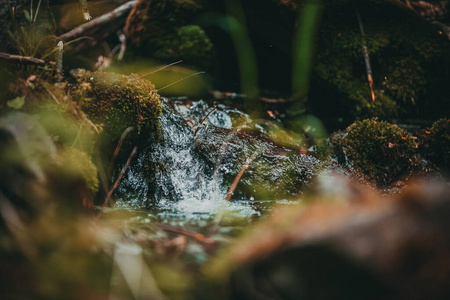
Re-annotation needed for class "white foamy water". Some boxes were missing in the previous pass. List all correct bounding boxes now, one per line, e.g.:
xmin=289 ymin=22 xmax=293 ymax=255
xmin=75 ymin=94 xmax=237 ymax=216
xmin=148 ymin=100 xmax=259 ymax=220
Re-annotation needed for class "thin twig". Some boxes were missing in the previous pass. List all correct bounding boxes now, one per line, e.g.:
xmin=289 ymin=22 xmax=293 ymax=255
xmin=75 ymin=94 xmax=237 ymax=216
xmin=99 ymin=146 xmax=137 ymax=215
xmin=354 ymin=3 xmax=376 ymax=102
xmin=0 ymin=52 xmax=45 ymax=65
xmin=158 ymin=71 xmax=205 ymax=91
xmin=139 ymin=60 xmax=183 ymax=78
xmin=107 ymin=126 xmax=134 ymax=176
xmin=59 ymin=1 xmax=137 ymax=41
xmin=193 ymin=105 xmax=217 ymax=136
xmin=225 ymin=153 xmax=257 ymax=201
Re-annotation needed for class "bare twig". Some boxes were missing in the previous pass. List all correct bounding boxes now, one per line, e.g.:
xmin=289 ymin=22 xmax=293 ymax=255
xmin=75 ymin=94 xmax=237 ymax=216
xmin=107 ymin=126 xmax=134 ymax=176
xmin=0 ymin=52 xmax=45 ymax=65
xmin=99 ymin=146 xmax=138 ymax=214
xmin=156 ymin=224 xmax=216 ymax=248
xmin=354 ymin=4 xmax=376 ymax=102
xmin=225 ymin=153 xmax=257 ymax=201
xmin=193 ymin=105 xmax=218 ymax=136
xmin=59 ymin=1 xmax=137 ymax=41
xmin=139 ymin=60 xmax=183 ymax=78
xmin=158 ymin=71 xmax=205 ymax=91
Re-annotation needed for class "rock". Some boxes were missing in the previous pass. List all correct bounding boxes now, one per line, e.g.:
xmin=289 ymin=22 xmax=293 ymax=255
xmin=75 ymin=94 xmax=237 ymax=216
xmin=71 ymin=71 xmax=162 ymax=140
xmin=206 ymin=178 xmax=450 ymax=300
xmin=194 ymin=125 xmax=350 ymax=199
xmin=340 ymin=118 xmax=418 ymax=187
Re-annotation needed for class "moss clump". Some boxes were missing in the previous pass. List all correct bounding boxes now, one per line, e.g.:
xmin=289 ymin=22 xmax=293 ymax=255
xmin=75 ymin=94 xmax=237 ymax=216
xmin=153 ymin=25 xmax=214 ymax=66
xmin=71 ymin=71 xmax=162 ymax=142
xmin=125 ymin=0 xmax=215 ymax=68
xmin=419 ymin=119 xmax=450 ymax=172
xmin=342 ymin=119 xmax=417 ymax=186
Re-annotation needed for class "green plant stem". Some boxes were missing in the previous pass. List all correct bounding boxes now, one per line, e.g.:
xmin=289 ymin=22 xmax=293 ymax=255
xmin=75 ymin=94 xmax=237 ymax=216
xmin=291 ymin=0 xmax=323 ymax=117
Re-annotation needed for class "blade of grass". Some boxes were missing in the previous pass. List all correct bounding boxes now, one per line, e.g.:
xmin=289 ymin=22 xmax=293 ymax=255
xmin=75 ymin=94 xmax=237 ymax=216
xmin=291 ymin=0 xmax=323 ymax=117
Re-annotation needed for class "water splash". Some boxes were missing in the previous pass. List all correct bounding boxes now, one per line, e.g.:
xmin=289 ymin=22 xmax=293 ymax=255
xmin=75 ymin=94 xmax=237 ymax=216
xmin=117 ymin=98 xmax=258 ymax=221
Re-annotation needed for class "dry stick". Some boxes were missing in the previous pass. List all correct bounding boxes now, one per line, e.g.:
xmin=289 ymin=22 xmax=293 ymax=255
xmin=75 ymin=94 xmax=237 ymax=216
xmin=107 ymin=126 xmax=134 ymax=176
xmin=99 ymin=146 xmax=138 ymax=214
xmin=355 ymin=5 xmax=376 ymax=102
xmin=193 ymin=105 xmax=218 ymax=136
xmin=139 ymin=60 xmax=183 ymax=78
xmin=225 ymin=153 xmax=258 ymax=201
xmin=59 ymin=0 xmax=137 ymax=41
xmin=197 ymin=173 xmax=206 ymax=189
xmin=0 ymin=52 xmax=45 ymax=64
xmin=157 ymin=224 xmax=216 ymax=247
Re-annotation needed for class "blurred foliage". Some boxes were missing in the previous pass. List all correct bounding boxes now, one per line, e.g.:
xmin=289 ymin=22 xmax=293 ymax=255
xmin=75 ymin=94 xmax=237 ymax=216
xmin=342 ymin=118 xmax=417 ymax=186
xmin=110 ymin=60 xmax=212 ymax=97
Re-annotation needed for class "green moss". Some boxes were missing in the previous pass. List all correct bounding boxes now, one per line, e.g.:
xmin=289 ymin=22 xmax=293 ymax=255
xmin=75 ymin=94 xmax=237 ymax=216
xmin=313 ymin=0 xmax=450 ymax=118
xmin=153 ymin=25 xmax=214 ymax=66
xmin=124 ymin=0 xmax=215 ymax=68
xmin=71 ymin=71 xmax=162 ymax=142
xmin=342 ymin=118 xmax=417 ymax=186
xmin=419 ymin=119 xmax=450 ymax=172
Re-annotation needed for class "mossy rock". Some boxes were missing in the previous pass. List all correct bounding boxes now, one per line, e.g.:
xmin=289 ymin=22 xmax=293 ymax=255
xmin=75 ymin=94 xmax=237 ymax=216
xmin=419 ymin=118 xmax=450 ymax=172
xmin=311 ymin=0 xmax=450 ymax=119
xmin=342 ymin=119 xmax=417 ymax=186
xmin=125 ymin=0 xmax=215 ymax=68
xmin=71 ymin=71 xmax=162 ymax=143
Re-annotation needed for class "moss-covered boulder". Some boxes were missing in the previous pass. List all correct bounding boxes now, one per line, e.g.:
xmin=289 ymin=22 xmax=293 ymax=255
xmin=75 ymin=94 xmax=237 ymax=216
xmin=310 ymin=0 xmax=450 ymax=119
xmin=341 ymin=119 xmax=417 ymax=186
xmin=125 ymin=0 xmax=215 ymax=68
xmin=71 ymin=71 xmax=162 ymax=143
xmin=419 ymin=118 xmax=450 ymax=172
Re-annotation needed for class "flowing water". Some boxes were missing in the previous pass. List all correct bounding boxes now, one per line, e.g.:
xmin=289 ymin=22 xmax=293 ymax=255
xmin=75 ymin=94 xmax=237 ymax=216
xmin=115 ymin=99 xmax=263 ymax=225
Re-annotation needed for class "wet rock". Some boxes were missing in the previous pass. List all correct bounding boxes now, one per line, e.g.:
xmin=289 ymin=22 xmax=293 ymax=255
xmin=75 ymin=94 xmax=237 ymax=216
xmin=194 ymin=125 xmax=350 ymax=199
xmin=207 ymin=179 xmax=450 ymax=300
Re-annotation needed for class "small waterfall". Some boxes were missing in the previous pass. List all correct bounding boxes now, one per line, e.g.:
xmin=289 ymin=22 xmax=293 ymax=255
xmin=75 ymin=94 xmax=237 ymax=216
xmin=117 ymin=99 xmax=258 ymax=220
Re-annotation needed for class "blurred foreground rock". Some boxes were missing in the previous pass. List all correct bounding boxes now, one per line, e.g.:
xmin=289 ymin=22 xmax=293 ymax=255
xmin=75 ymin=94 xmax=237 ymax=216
xmin=207 ymin=177 xmax=450 ymax=300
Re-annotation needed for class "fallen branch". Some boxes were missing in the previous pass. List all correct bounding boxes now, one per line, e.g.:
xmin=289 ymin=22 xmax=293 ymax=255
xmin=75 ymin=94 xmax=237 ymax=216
xmin=157 ymin=224 xmax=216 ymax=248
xmin=59 ymin=0 xmax=137 ymax=41
xmin=99 ymin=146 xmax=137 ymax=214
xmin=0 ymin=52 xmax=45 ymax=65
xmin=225 ymin=153 xmax=257 ymax=201
xmin=193 ymin=105 xmax=218 ymax=136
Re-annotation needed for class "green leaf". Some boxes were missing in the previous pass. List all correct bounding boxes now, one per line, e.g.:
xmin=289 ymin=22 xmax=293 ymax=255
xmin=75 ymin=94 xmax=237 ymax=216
xmin=23 ymin=10 xmax=31 ymax=22
xmin=7 ymin=96 xmax=25 ymax=109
